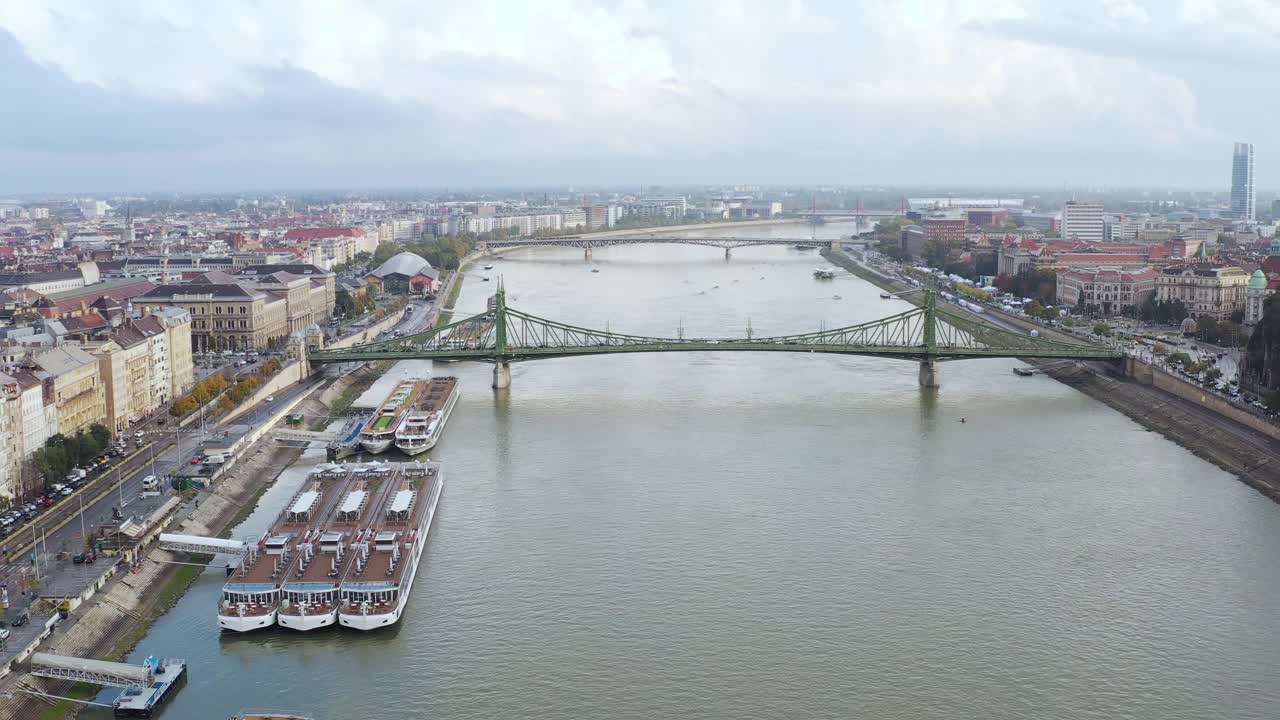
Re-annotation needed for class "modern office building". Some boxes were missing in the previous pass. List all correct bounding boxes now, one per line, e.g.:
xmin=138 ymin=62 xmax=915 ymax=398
xmin=1230 ymin=141 xmax=1255 ymax=222
xmin=1061 ymin=202 xmax=1104 ymax=243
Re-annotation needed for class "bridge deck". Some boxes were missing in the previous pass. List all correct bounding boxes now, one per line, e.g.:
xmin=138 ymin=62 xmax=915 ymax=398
xmin=309 ymin=287 xmax=1121 ymax=368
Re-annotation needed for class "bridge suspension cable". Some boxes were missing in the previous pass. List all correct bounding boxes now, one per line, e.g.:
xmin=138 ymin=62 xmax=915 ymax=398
xmin=308 ymin=284 xmax=1121 ymax=389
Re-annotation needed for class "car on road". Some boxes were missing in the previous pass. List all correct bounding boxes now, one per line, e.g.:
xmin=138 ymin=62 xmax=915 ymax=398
xmin=10 ymin=614 xmax=27 ymax=627
xmin=134 ymin=430 xmax=145 ymax=440
xmin=0 ymin=628 xmax=9 ymax=641
xmin=190 ymin=455 xmax=203 ymax=464
xmin=72 ymin=552 xmax=96 ymax=564
xmin=265 ymin=396 xmax=274 ymax=402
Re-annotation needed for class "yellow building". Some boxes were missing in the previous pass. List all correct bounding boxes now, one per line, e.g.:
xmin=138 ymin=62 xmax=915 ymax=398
xmin=136 ymin=275 xmax=287 ymax=352
xmin=88 ymin=339 xmax=131 ymax=436
xmin=33 ymin=345 xmax=106 ymax=437
xmin=1155 ymin=263 xmax=1249 ymax=320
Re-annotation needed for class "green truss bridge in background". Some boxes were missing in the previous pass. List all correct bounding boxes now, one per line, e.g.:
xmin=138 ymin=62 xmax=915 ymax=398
xmin=308 ymin=284 xmax=1123 ymax=389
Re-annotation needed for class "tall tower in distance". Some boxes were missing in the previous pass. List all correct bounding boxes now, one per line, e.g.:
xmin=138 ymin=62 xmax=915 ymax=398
xmin=1230 ymin=141 xmax=1255 ymax=222
xmin=123 ymin=204 xmax=135 ymax=244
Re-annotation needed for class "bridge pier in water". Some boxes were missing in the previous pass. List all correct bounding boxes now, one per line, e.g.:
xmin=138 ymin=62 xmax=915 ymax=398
xmin=492 ymin=362 xmax=512 ymax=389
xmin=918 ymin=360 xmax=940 ymax=388
xmin=584 ymin=246 xmax=592 ymax=261
xmin=724 ymin=247 xmax=731 ymax=259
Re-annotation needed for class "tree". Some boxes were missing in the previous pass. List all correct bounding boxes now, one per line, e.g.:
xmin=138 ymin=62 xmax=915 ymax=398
xmin=994 ymin=273 xmax=1013 ymax=293
xmin=1093 ymin=322 xmax=1113 ymax=337
xmin=923 ymin=239 xmax=949 ymax=268
xmin=335 ymin=288 xmax=357 ymax=319
xmin=88 ymin=423 xmax=110 ymax=450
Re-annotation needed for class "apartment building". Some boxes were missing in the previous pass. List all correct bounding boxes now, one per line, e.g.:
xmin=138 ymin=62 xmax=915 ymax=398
xmin=0 ymin=373 xmax=23 ymax=499
xmin=238 ymin=264 xmax=335 ymax=325
xmin=1155 ymin=264 xmax=1250 ymax=320
xmin=32 ymin=345 xmax=106 ymax=437
xmin=153 ymin=307 xmax=194 ymax=397
xmin=1061 ymin=202 xmax=1105 ymax=243
xmin=923 ymin=217 xmax=966 ymax=245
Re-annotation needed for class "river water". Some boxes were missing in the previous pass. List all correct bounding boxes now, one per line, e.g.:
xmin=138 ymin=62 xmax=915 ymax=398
xmin=89 ymin=222 xmax=1280 ymax=719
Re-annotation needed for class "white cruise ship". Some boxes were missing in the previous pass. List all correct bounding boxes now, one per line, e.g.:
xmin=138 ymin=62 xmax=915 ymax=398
xmin=278 ymin=463 xmax=397 ymax=631
xmin=218 ymin=465 xmax=353 ymax=632
xmin=359 ymin=379 xmax=426 ymax=454
xmin=394 ymin=377 xmax=459 ymax=456
xmin=339 ymin=462 xmax=443 ymax=630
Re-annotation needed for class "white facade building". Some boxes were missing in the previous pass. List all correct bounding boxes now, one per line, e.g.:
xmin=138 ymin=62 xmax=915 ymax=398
xmin=1061 ymin=202 xmax=1104 ymax=243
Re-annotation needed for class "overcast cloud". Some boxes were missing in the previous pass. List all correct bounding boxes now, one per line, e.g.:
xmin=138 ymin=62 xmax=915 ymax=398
xmin=1 ymin=0 xmax=1276 ymax=193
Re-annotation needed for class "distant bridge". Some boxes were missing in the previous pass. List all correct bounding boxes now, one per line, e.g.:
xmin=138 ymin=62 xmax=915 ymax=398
xmin=481 ymin=235 xmax=830 ymax=259
xmin=308 ymin=284 xmax=1122 ymax=390
xmin=797 ymin=210 xmax=903 ymax=218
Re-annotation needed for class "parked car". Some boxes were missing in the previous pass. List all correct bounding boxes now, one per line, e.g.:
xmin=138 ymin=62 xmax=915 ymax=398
xmin=72 ymin=552 xmax=96 ymax=564
xmin=11 ymin=614 xmax=27 ymax=627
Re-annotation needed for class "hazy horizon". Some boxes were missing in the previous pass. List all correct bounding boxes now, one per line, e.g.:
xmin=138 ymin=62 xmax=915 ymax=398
xmin=2 ymin=0 xmax=1278 ymax=194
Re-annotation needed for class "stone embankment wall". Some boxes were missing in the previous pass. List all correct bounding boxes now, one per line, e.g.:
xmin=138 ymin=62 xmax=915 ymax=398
xmin=1125 ymin=356 xmax=1280 ymax=441
xmin=326 ymin=306 xmax=408 ymax=350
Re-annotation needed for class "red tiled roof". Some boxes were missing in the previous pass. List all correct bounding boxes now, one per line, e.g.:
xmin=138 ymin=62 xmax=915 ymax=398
xmin=1053 ymin=253 xmax=1147 ymax=264
xmin=283 ymin=227 xmax=365 ymax=241
xmin=53 ymin=280 xmax=157 ymax=314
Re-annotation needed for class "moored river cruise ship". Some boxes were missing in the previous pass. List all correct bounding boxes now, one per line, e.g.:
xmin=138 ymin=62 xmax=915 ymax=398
xmin=394 ymin=376 xmax=460 ymax=455
xmin=218 ymin=463 xmax=354 ymax=631
xmin=339 ymin=461 xmax=443 ymax=630
xmin=277 ymin=462 xmax=400 ymax=631
xmin=359 ymin=379 xmax=428 ymax=453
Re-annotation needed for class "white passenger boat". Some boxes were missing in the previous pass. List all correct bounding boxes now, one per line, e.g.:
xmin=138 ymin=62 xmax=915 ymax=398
xmin=278 ymin=463 xmax=396 ymax=631
xmin=359 ymin=379 xmax=427 ymax=453
xmin=339 ymin=463 xmax=443 ymax=630
xmin=394 ymin=377 xmax=460 ymax=456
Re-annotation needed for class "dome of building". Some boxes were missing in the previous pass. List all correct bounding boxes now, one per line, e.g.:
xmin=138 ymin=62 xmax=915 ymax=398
xmin=1180 ymin=317 xmax=1198 ymax=334
xmin=1249 ymin=269 xmax=1269 ymax=290
xmin=369 ymin=252 xmax=436 ymax=280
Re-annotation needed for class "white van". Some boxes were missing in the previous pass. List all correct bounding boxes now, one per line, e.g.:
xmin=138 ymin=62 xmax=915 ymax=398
xmin=141 ymin=475 xmax=160 ymax=494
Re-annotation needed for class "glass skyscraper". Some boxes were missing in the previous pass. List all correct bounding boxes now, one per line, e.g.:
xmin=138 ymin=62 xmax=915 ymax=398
xmin=1231 ymin=141 xmax=1255 ymax=221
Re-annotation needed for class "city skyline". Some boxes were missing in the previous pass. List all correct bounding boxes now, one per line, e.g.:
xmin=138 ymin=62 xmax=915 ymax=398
xmin=2 ymin=0 xmax=1279 ymax=193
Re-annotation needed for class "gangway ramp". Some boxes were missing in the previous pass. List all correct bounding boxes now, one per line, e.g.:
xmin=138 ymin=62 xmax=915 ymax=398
xmin=30 ymin=653 xmax=152 ymax=689
xmin=273 ymin=428 xmax=343 ymax=444
xmin=159 ymin=533 xmax=247 ymax=555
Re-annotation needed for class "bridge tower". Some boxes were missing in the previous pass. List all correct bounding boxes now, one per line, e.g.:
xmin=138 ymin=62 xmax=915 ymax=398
xmin=919 ymin=280 xmax=940 ymax=388
xmin=492 ymin=281 xmax=512 ymax=389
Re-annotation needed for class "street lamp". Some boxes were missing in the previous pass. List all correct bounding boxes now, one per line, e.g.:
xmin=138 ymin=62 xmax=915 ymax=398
xmin=78 ymin=492 xmax=87 ymax=548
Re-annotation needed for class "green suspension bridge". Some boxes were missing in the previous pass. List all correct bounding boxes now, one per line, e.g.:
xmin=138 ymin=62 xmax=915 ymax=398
xmin=307 ymin=284 xmax=1123 ymax=388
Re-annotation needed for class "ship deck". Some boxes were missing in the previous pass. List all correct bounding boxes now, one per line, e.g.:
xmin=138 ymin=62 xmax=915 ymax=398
xmin=346 ymin=465 xmax=439 ymax=609
xmin=224 ymin=467 xmax=354 ymax=590
xmin=279 ymin=464 xmax=402 ymax=615
xmin=361 ymin=379 xmax=426 ymax=434
xmin=397 ymin=377 xmax=458 ymax=436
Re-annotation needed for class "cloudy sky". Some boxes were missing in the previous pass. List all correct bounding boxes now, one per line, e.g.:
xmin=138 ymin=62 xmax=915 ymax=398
xmin=1 ymin=0 xmax=1277 ymax=193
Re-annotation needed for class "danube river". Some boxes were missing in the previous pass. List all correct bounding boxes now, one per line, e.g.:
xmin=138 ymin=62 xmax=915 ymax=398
xmin=92 ymin=222 xmax=1280 ymax=719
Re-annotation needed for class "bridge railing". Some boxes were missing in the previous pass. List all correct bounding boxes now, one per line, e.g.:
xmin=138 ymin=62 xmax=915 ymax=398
xmin=309 ymin=290 xmax=1121 ymax=364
